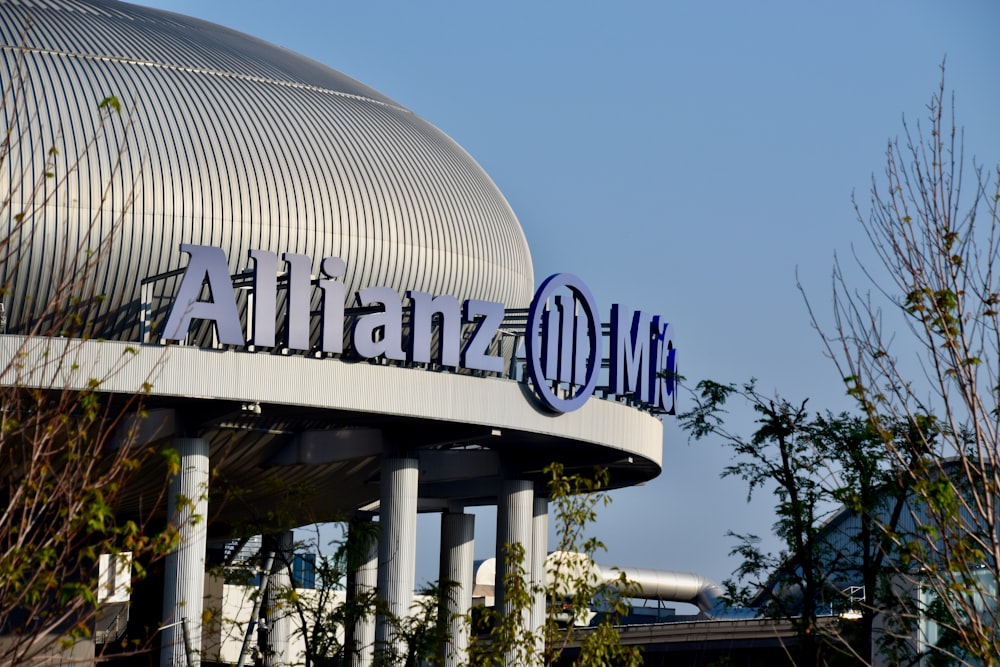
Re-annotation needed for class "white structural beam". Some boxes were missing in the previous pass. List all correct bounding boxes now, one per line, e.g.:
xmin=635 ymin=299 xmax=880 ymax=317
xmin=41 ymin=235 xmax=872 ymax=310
xmin=375 ymin=456 xmax=419 ymax=662
xmin=439 ymin=511 xmax=475 ymax=667
xmin=161 ymin=437 xmax=210 ymax=667
xmin=263 ymin=532 xmax=294 ymax=666
xmin=0 ymin=337 xmax=664 ymax=475
xmin=346 ymin=519 xmax=379 ymax=667
xmin=530 ymin=496 xmax=549 ymax=665
xmin=496 ymin=478 xmax=534 ymax=666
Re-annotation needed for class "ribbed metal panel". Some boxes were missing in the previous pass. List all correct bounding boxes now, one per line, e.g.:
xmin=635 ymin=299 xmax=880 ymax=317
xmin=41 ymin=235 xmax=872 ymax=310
xmin=0 ymin=0 xmax=534 ymax=344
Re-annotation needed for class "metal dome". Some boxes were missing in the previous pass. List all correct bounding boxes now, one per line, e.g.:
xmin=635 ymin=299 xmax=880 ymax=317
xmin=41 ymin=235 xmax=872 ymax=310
xmin=0 ymin=0 xmax=534 ymax=341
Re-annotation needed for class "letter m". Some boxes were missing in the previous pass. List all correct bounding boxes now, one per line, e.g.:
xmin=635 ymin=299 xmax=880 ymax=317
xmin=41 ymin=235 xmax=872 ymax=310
xmin=609 ymin=304 xmax=652 ymax=403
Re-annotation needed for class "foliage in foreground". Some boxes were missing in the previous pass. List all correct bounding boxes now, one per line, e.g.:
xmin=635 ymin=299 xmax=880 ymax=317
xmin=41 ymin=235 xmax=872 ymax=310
xmin=227 ymin=463 xmax=641 ymax=666
xmin=0 ymin=44 xmax=178 ymax=664
xmin=683 ymin=380 xmax=913 ymax=666
xmin=818 ymin=67 xmax=1000 ymax=665
xmin=467 ymin=463 xmax=642 ymax=667
xmin=682 ymin=69 xmax=1000 ymax=666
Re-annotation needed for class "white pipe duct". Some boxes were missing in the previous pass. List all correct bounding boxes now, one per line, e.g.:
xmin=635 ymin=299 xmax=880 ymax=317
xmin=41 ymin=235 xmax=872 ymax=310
xmin=596 ymin=565 xmax=723 ymax=613
xmin=473 ymin=552 xmax=724 ymax=615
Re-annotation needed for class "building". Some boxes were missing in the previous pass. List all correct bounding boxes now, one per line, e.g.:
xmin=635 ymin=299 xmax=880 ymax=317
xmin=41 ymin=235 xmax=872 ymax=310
xmin=0 ymin=1 xmax=675 ymax=665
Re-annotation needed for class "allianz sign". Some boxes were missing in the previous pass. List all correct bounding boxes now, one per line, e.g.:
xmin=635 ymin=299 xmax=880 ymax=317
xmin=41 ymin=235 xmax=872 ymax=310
xmin=161 ymin=244 xmax=676 ymax=415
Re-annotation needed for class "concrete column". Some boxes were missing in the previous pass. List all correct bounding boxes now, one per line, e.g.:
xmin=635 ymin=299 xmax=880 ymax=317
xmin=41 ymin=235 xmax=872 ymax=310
xmin=496 ymin=478 xmax=534 ymax=665
xmin=530 ymin=496 xmax=549 ymax=663
xmin=161 ymin=437 xmax=210 ymax=667
xmin=375 ymin=456 xmax=419 ymax=663
xmin=262 ymin=531 xmax=294 ymax=666
xmin=439 ymin=511 xmax=475 ymax=667
xmin=346 ymin=518 xmax=379 ymax=667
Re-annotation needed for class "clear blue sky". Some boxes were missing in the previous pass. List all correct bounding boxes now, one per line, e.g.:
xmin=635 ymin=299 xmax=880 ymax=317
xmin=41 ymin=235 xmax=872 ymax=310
xmin=140 ymin=0 xmax=1000 ymax=600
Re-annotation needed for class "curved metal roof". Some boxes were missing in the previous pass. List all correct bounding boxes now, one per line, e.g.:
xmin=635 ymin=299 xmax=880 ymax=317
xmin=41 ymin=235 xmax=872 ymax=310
xmin=0 ymin=0 xmax=533 ymax=341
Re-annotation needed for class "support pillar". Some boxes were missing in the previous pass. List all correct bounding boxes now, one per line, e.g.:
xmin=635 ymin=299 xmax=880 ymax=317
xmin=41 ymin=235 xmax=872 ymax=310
xmin=439 ymin=510 xmax=474 ymax=667
xmin=262 ymin=531 xmax=294 ymax=666
xmin=375 ymin=456 xmax=419 ymax=663
xmin=495 ymin=478 xmax=534 ymax=665
xmin=161 ymin=437 xmax=209 ymax=667
xmin=530 ymin=496 xmax=549 ymax=664
xmin=346 ymin=518 xmax=379 ymax=667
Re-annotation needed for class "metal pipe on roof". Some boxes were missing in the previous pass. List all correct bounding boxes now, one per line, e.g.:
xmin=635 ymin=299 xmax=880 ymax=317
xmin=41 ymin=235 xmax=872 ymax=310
xmin=474 ymin=553 xmax=725 ymax=615
xmin=597 ymin=565 xmax=723 ymax=613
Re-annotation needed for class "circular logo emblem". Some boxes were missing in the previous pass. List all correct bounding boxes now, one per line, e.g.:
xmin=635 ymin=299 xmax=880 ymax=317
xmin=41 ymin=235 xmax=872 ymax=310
xmin=525 ymin=274 xmax=601 ymax=412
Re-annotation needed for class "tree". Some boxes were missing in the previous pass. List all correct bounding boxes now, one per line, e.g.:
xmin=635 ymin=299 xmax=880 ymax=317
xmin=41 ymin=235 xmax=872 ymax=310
xmin=680 ymin=69 xmax=1000 ymax=667
xmin=682 ymin=380 xmax=914 ymax=665
xmin=0 ymin=41 xmax=177 ymax=665
xmin=227 ymin=463 xmax=642 ymax=667
xmin=270 ymin=526 xmax=383 ymax=667
xmin=539 ymin=464 xmax=641 ymax=667
xmin=683 ymin=381 xmax=829 ymax=664
xmin=468 ymin=463 xmax=642 ymax=667
xmin=813 ymin=67 xmax=1000 ymax=664
xmin=808 ymin=411 xmax=913 ymax=665
xmin=217 ymin=516 xmax=451 ymax=667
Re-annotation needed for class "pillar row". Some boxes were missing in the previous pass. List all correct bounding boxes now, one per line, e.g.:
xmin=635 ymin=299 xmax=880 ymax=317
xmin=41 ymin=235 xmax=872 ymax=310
xmin=161 ymin=437 xmax=210 ymax=667
xmin=375 ymin=456 xmax=419 ymax=661
xmin=263 ymin=531 xmax=294 ymax=666
xmin=496 ymin=477 xmax=534 ymax=666
xmin=530 ymin=496 xmax=549 ymax=665
xmin=346 ymin=518 xmax=378 ymax=667
xmin=439 ymin=511 xmax=475 ymax=667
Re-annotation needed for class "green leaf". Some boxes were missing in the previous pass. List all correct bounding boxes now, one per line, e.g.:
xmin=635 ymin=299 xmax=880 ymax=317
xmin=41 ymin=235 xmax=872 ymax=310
xmin=98 ymin=95 xmax=122 ymax=115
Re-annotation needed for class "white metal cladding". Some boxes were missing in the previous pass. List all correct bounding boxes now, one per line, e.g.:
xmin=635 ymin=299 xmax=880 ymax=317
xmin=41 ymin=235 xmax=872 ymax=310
xmin=0 ymin=336 xmax=664 ymax=468
xmin=0 ymin=0 xmax=534 ymax=342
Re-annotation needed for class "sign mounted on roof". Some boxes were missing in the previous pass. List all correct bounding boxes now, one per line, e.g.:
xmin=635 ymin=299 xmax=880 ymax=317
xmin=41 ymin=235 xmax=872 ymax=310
xmin=160 ymin=244 xmax=676 ymax=415
xmin=525 ymin=273 xmax=676 ymax=414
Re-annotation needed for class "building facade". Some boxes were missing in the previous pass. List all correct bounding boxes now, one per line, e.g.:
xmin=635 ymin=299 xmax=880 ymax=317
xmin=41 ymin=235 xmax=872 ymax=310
xmin=0 ymin=1 xmax=675 ymax=665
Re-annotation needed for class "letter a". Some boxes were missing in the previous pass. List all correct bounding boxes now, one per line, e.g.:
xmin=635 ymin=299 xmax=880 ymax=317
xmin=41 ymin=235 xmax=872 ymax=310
xmin=162 ymin=244 xmax=244 ymax=346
